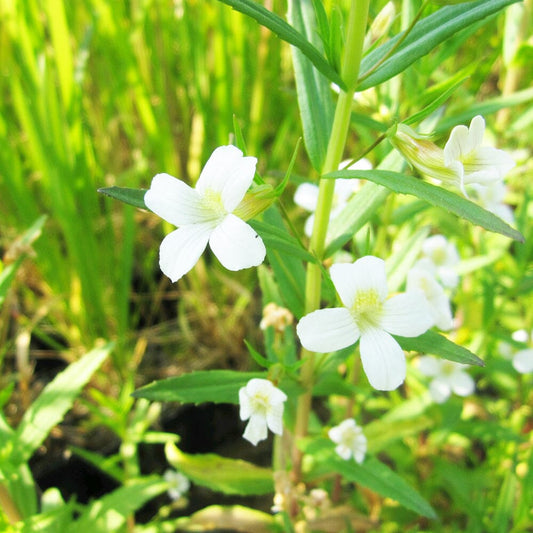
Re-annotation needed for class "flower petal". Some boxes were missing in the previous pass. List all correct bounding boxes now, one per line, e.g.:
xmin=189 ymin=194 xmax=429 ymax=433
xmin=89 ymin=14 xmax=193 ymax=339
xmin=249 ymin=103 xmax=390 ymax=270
xmin=418 ymin=355 xmax=441 ymax=377
xmin=239 ymin=387 xmax=252 ymax=421
xmin=294 ymin=183 xmax=319 ymax=212
xmin=297 ymin=308 xmax=359 ymax=353
xmin=444 ymin=124 xmax=470 ymax=166
xmin=451 ymin=371 xmax=475 ymax=397
xmin=330 ymin=256 xmax=388 ymax=309
xmin=145 ymin=173 xmax=208 ymax=226
xmin=209 ymin=214 xmax=266 ymax=271
xmin=196 ymin=145 xmax=257 ymax=212
xmin=243 ymin=415 xmax=268 ymax=446
xmin=359 ymin=328 xmax=406 ymax=391
xmin=429 ymin=378 xmax=451 ymax=403
xmin=266 ymin=403 xmax=284 ymax=436
xmin=159 ymin=225 xmax=212 ymax=282
xmin=513 ymin=349 xmax=533 ymax=374
xmin=381 ymin=290 xmax=434 ymax=336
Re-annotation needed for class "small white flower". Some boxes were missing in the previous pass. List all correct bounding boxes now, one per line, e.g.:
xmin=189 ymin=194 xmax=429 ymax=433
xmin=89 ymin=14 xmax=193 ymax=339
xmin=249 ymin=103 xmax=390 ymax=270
xmin=406 ymin=266 xmax=453 ymax=331
xmin=418 ymin=355 xmax=475 ymax=403
xmin=144 ymin=145 xmax=266 ymax=282
xmin=239 ymin=378 xmax=287 ymax=445
xmin=296 ymin=256 xmax=434 ymax=391
xmin=329 ymin=419 xmax=367 ymax=462
xmin=419 ymin=235 xmax=460 ymax=289
xmin=163 ymin=469 xmax=190 ymax=500
xmin=443 ymin=115 xmax=515 ymax=195
xmin=468 ymin=181 xmax=514 ymax=224
xmin=294 ymin=159 xmax=371 ymax=237
xmin=512 ymin=349 xmax=533 ymax=374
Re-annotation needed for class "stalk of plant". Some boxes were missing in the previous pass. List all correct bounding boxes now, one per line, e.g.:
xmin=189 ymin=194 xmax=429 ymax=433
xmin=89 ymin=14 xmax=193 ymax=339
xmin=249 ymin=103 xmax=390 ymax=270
xmin=291 ymin=0 xmax=371 ymax=483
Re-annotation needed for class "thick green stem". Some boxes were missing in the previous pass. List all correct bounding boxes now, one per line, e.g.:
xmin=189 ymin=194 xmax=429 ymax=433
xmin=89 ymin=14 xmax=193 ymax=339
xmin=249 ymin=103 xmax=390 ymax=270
xmin=292 ymin=0 xmax=370 ymax=483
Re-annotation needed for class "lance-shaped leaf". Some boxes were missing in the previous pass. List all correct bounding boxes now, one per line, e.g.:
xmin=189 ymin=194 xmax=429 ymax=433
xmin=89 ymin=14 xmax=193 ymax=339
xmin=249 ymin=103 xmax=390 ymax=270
xmin=13 ymin=343 xmax=112 ymax=465
xmin=325 ymin=169 xmax=524 ymax=242
xmin=166 ymin=443 xmax=274 ymax=495
xmin=358 ymin=0 xmax=520 ymax=90
xmin=217 ymin=0 xmax=344 ymax=88
xmin=98 ymin=186 xmax=148 ymax=209
xmin=288 ymin=0 xmax=335 ymax=171
xmin=133 ymin=370 xmax=265 ymax=404
xmin=303 ymin=438 xmax=437 ymax=519
xmin=395 ymin=330 xmax=485 ymax=367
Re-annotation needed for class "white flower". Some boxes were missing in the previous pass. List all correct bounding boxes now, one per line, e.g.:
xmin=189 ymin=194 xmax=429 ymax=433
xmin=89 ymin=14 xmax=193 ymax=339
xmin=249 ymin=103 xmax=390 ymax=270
xmin=239 ymin=378 xmax=287 ymax=445
xmin=294 ymin=159 xmax=371 ymax=237
xmin=406 ymin=266 xmax=453 ymax=331
xmin=163 ymin=469 xmax=190 ymax=500
xmin=418 ymin=355 xmax=475 ymax=403
xmin=328 ymin=419 xmax=367 ymax=462
xmin=513 ymin=349 xmax=533 ymax=374
xmin=419 ymin=235 xmax=460 ymax=289
xmin=468 ymin=181 xmax=514 ymax=224
xmin=443 ymin=115 xmax=515 ymax=195
xmin=144 ymin=145 xmax=266 ymax=282
xmin=296 ymin=256 xmax=434 ymax=391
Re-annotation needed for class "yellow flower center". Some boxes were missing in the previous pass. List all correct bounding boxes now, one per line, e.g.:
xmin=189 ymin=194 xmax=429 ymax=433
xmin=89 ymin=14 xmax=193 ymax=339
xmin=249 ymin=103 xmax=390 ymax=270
xmin=351 ymin=289 xmax=383 ymax=331
xmin=441 ymin=361 xmax=456 ymax=376
xmin=250 ymin=392 xmax=270 ymax=416
xmin=201 ymin=189 xmax=227 ymax=220
xmin=431 ymin=247 xmax=447 ymax=266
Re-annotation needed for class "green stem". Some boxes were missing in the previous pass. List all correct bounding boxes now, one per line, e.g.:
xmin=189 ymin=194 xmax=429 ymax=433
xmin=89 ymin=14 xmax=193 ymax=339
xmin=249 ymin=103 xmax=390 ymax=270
xmin=292 ymin=0 xmax=370 ymax=483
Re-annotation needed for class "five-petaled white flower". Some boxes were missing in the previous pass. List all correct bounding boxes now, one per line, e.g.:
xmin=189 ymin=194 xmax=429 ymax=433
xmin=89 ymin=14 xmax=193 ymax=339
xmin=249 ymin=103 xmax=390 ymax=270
xmin=406 ymin=266 xmax=453 ymax=331
xmin=418 ymin=355 xmax=475 ymax=403
xmin=239 ymin=378 xmax=287 ymax=445
xmin=329 ymin=418 xmax=367 ymax=462
xmin=443 ymin=115 xmax=515 ymax=195
xmin=418 ymin=234 xmax=460 ymax=289
xmin=163 ymin=469 xmax=190 ymax=500
xmin=296 ymin=256 xmax=434 ymax=391
xmin=144 ymin=145 xmax=266 ymax=282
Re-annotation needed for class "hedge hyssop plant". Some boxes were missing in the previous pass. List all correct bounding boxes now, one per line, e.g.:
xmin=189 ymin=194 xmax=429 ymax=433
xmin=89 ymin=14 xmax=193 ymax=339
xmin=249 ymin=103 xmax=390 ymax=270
xmin=100 ymin=0 xmax=524 ymax=529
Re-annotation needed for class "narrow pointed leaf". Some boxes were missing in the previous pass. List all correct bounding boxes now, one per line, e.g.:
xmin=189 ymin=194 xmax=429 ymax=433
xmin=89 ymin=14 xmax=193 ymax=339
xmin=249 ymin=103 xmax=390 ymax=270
xmin=326 ymin=169 xmax=524 ymax=242
xmin=288 ymin=0 xmax=335 ymax=171
xmin=133 ymin=370 xmax=265 ymax=404
xmin=358 ymin=0 xmax=520 ymax=90
xmin=305 ymin=439 xmax=437 ymax=519
xmin=166 ymin=443 xmax=274 ymax=495
xmin=394 ymin=330 xmax=485 ymax=367
xmin=98 ymin=186 xmax=148 ymax=209
xmin=217 ymin=0 xmax=344 ymax=88
xmin=13 ymin=343 xmax=112 ymax=465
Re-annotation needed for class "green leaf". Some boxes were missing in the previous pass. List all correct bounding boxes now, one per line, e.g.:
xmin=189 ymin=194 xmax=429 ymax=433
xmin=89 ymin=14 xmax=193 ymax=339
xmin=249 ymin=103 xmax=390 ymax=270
xmin=288 ymin=0 xmax=335 ymax=171
xmin=75 ymin=479 xmax=168 ymax=532
xmin=395 ymin=330 xmax=484 ymax=367
xmin=98 ymin=186 xmax=148 ymax=209
xmin=325 ymin=169 xmax=524 ymax=242
xmin=0 ymin=215 xmax=47 ymax=306
xmin=262 ymin=207 xmax=306 ymax=318
xmin=358 ymin=0 xmax=520 ymax=90
xmin=13 ymin=343 xmax=112 ymax=465
xmin=166 ymin=443 xmax=274 ymax=496
xmin=132 ymin=370 xmax=265 ymax=404
xmin=305 ymin=439 xmax=436 ymax=519
xmin=217 ymin=0 xmax=344 ymax=89
xmin=249 ymin=219 xmax=317 ymax=263
xmin=171 ymin=505 xmax=280 ymax=533
xmin=434 ymin=86 xmax=533 ymax=134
